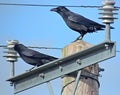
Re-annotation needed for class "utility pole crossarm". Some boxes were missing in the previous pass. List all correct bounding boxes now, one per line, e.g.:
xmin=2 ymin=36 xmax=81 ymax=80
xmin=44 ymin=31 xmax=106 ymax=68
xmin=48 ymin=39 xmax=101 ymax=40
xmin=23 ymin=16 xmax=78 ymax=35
xmin=6 ymin=41 xmax=116 ymax=94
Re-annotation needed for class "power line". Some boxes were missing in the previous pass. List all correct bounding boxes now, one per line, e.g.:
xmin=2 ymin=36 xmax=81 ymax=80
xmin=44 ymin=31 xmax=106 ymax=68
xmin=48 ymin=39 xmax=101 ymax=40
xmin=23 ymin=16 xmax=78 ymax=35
xmin=0 ymin=3 xmax=119 ymax=9
xmin=1 ymin=45 xmax=120 ymax=51
xmin=0 ymin=45 xmax=62 ymax=50
xmin=0 ymin=3 xmax=101 ymax=8
xmin=0 ymin=45 xmax=6 ymax=48
xmin=28 ymin=46 xmax=62 ymax=50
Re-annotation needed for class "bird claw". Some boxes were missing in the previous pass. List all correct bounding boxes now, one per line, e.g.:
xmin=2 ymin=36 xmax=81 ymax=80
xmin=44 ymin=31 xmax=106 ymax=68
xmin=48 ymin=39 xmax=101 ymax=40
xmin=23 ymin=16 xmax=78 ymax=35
xmin=78 ymin=37 xmax=82 ymax=40
xmin=26 ymin=66 xmax=38 ymax=72
xmin=72 ymin=36 xmax=82 ymax=42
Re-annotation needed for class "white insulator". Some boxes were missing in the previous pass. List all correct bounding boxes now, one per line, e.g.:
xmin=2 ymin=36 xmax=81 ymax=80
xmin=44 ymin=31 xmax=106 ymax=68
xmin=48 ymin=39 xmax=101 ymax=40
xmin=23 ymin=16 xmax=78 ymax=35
xmin=99 ymin=16 xmax=117 ymax=23
xmin=99 ymin=0 xmax=118 ymax=24
xmin=4 ymin=40 xmax=19 ymax=62
xmin=102 ymin=0 xmax=115 ymax=6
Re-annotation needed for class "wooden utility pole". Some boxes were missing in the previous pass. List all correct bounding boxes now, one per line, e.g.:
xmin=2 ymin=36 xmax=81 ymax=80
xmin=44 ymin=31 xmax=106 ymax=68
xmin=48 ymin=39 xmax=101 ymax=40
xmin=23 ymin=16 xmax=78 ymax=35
xmin=61 ymin=40 xmax=99 ymax=95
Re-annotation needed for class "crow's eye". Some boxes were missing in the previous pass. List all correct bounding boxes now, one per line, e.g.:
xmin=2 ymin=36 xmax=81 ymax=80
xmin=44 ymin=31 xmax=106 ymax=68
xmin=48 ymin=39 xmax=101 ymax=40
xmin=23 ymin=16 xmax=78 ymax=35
xmin=59 ymin=8 xmax=65 ymax=12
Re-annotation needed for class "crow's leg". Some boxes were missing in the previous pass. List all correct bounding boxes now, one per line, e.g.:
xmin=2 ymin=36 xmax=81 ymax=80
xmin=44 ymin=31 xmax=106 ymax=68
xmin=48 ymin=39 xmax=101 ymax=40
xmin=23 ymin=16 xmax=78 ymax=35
xmin=78 ymin=35 xmax=83 ymax=40
xmin=77 ymin=33 xmax=84 ymax=40
xmin=72 ymin=35 xmax=83 ymax=42
xmin=72 ymin=36 xmax=81 ymax=42
xmin=26 ymin=66 xmax=37 ymax=72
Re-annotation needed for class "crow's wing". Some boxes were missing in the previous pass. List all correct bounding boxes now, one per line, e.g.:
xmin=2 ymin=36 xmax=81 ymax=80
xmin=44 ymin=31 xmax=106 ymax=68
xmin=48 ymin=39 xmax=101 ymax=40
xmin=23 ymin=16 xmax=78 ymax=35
xmin=68 ymin=12 xmax=104 ymax=27
xmin=22 ymin=49 xmax=57 ymax=60
xmin=67 ymin=16 xmax=88 ymax=31
xmin=68 ymin=14 xmax=105 ymax=32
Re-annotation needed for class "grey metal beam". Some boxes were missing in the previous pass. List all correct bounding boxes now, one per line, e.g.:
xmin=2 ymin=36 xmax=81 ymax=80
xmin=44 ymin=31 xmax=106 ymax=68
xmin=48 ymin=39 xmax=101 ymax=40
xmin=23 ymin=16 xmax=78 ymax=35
xmin=6 ymin=41 xmax=116 ymax=94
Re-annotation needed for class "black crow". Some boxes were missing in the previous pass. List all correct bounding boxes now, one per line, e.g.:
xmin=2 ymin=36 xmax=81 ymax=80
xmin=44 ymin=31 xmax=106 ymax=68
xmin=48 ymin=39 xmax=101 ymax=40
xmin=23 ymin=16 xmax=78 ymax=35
xmin=51 ymin=6 xmax=114 ymax=40
xmin=14 ymin=44 xmax=58 ymax=66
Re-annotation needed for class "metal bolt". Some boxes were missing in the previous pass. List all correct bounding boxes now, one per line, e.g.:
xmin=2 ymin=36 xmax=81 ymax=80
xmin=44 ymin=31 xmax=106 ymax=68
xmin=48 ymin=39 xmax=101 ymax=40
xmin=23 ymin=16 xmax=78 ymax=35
xmin=105 ymin=44 xmax=109 ymax=49
xmin=59 ymin=66 xmax=63 ymax=71
xmin=76 ymin=59 xmax=81 ymax=65
xmin=10 ymin=82 xmax=14 ymax=86
xmin=39 ymin=73 xmax=45 ymax=78
xmin=99 ymin=67 xmax=105 ymax=72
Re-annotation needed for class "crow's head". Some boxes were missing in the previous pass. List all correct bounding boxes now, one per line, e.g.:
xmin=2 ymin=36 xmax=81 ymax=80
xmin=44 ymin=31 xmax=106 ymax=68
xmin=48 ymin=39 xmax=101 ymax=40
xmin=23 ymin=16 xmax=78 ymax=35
xmin=14 ymin=44 xmax=27 ymax=51
xmin=50 ymin=6 xmax=69 ymax=13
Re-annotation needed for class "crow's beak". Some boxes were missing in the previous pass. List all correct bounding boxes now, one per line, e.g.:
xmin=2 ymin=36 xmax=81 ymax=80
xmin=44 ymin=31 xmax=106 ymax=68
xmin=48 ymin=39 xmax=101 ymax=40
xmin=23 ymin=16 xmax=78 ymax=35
xmin=50 ymin=8 xmax=57 ymax=12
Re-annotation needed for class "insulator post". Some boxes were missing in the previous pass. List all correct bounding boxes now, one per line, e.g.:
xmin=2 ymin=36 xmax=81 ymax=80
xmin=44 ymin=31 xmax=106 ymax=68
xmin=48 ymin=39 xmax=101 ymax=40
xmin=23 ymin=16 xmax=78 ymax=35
xmin=4 ymin=40 xmax=19 ymax=82
xmin=99 ymin=0 xmax=118 ymax=42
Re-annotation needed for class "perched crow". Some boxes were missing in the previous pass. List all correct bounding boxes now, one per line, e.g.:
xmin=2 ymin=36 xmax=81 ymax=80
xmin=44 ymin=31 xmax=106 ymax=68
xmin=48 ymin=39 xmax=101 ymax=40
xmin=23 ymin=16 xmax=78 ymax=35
xmin=51 ymin=6 xmax=114 ymax=40
xmin=14 ymin=44 xmax=58 ymax=66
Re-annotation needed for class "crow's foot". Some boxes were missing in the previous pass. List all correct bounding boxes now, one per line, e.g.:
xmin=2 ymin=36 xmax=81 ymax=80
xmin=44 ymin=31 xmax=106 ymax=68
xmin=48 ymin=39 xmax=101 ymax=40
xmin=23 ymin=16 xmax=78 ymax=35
xmin=72 ymin=36 xmax=82 ymax=43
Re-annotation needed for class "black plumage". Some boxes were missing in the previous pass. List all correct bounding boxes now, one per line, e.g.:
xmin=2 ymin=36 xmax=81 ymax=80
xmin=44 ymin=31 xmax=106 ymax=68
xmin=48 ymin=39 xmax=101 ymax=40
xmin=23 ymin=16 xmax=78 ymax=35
xmin=51 ymin=6 xmax=114 ymax=40
xmin=14 ymin=44 xmax=58 ymax=66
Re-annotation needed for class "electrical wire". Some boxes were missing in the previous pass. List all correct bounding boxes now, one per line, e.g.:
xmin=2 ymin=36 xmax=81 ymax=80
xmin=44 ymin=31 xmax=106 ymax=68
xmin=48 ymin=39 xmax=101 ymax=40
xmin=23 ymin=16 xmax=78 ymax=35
xmin=0 ymin=45 xmax=6 ymax=48
xmin=0 ymin=3 xmax=119 ymax=9
xmin=0 ymin=3 xmax=101 ymax=8
xmin=1 ymin=45 xmax=120 ymax=51
xmin=116 ymin=50 xmax=120 ymax=52
xmin=0 ymin=45 xmax=62 ymax=50
xmin=28 ymin=46 xmax=62 ymax=50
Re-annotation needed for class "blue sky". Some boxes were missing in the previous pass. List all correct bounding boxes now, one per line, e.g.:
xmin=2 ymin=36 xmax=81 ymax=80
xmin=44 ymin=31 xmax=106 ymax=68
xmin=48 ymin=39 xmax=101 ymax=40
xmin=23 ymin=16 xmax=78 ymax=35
xmin=0 ymin=0 xmax=120 ymax=95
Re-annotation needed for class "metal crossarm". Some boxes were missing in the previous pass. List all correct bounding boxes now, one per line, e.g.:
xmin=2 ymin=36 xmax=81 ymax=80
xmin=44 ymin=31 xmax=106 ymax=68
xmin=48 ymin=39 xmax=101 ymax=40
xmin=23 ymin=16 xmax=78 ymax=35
xmin=6 ymin=41 xmax=116 ymax=94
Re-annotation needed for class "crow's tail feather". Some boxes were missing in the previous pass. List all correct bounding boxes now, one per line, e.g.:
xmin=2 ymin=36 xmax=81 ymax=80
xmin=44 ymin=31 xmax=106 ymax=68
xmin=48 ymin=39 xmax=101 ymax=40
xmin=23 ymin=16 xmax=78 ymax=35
xmin=110 ymin=26 xmax=114 ymax=29
xmin=101 ymin=24 xmax=114 ymax=29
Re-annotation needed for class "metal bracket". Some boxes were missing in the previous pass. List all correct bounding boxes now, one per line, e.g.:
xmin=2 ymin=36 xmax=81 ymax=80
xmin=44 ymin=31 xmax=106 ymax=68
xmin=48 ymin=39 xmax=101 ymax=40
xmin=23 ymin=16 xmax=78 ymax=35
xmin=71 ymin=70 xmax=82 ymax=95
xmin=6 ymin=41 xmax=116 ymax=94
xmin=47 ymin=81 xmax=54 ymax=95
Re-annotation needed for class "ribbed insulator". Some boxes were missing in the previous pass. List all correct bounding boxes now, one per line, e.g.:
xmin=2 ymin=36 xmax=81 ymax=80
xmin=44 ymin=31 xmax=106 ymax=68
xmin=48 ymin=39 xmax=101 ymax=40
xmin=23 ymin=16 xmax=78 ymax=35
xmin=4 ymin=40 xmax=19 ymax=62
xmin=99 ymin=0 xmax=118 ymax=24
